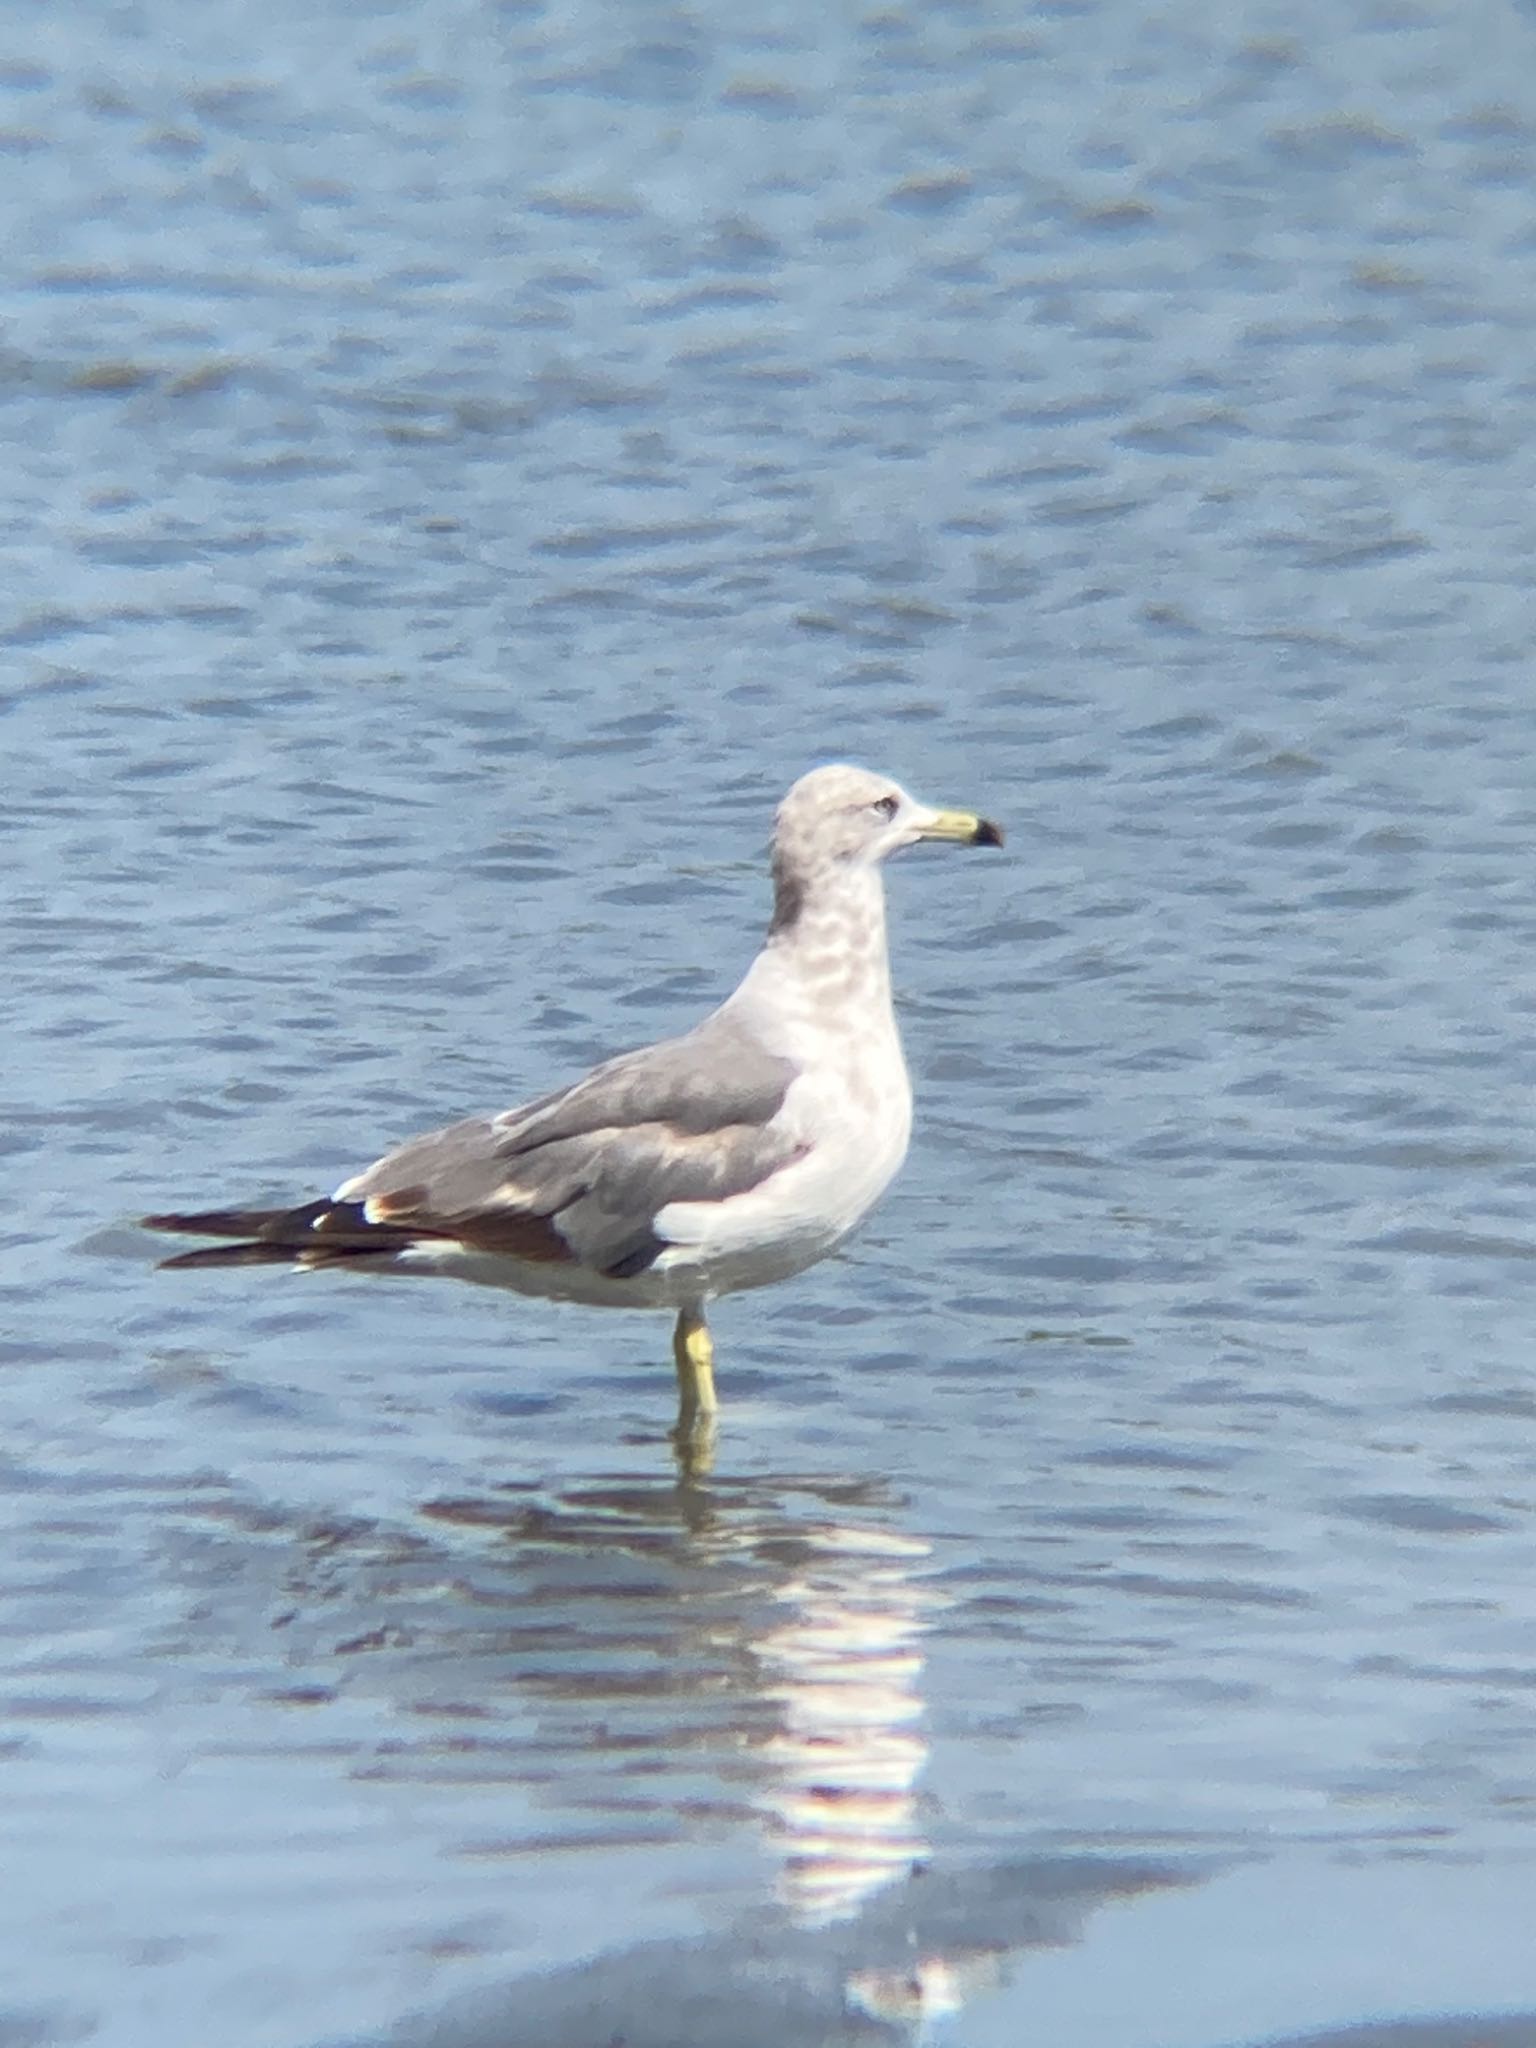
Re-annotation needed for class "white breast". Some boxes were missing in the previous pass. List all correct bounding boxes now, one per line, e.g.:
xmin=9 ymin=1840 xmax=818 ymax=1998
xmin=655 ymin=1025 xmax=913 ymax=1300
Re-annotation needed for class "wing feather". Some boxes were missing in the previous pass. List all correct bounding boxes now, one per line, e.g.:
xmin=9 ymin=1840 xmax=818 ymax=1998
xmin=334 ymin=1012 xmax=804 ymax=1277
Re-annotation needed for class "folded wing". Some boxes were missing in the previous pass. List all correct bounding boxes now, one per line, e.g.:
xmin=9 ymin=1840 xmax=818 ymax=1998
xmin=148 ymin=1013 xmax=806 ymax=1280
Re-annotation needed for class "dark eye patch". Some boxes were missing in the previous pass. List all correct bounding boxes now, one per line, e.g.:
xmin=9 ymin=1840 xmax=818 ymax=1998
xmin=871 ymin=794 xmax=899 ymax=819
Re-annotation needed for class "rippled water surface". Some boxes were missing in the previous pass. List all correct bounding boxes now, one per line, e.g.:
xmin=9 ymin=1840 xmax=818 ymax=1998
xmin=7 ymin=1 xmax=1536 ymax=2043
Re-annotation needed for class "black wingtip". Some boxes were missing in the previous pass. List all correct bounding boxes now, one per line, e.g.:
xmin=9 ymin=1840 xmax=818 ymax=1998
xmin=142 ymin=1208 xmax=286 ymax=1239
xmin=156 ymin=1241 xmax=296 ymax=1271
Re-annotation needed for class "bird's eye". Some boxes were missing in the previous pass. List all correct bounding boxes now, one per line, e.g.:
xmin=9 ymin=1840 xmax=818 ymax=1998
xmin=871 ymin=794 xmax=900 ymax=820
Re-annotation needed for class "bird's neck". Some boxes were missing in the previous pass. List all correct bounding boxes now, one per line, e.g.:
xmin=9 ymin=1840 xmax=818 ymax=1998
xmin=760 ymin=862 xmax=895 ymax=1014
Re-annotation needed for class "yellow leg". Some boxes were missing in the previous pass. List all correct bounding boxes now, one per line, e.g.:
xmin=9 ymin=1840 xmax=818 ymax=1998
xmin=670 ymin=1308 xmax=717 ymax=1477
xmin=672 ymin=1307 xmax=717 ymax=1419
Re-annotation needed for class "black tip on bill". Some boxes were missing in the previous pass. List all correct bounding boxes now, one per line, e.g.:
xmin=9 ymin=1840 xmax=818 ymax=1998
xmin=972 ymin=817 xmax=1004 ymax=849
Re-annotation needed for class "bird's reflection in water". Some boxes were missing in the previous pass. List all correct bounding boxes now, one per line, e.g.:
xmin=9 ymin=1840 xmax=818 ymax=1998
xmin=410 ymin=1464 xmax=938 ymax=1930
xmin=204 ymin=1460 xmax=1190 ymax=2047
xmin=751 ymin=1517 xmax=935 ymax=1925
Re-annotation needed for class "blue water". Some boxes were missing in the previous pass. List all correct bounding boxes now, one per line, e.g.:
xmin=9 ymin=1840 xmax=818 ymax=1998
xmin=4 ymin=2 xmax=1536 ymax=2043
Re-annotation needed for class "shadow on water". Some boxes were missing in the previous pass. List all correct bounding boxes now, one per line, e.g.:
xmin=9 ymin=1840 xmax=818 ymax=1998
xmin=1244 ymin=2028 xmax=1536 ymax=2048
xmin=339 ymin=1856 xmax=1184 ymax=2048
xmin=216 ymin=1462 xmax=1188 ymax=2046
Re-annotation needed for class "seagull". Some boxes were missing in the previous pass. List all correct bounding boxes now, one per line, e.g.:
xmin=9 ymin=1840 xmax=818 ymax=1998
xmin=143 ymin=764 xmax=1002 ymax=1442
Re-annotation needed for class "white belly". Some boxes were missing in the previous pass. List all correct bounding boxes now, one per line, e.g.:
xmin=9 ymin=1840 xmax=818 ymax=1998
xmin=652 ymin=1054 xmax=914 ymax=1301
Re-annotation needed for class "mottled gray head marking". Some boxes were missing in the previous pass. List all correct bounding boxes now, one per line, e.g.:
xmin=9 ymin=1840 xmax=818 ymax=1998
xmin=767 ymin=764 xmax=1002 ymax=936
xmin=769 ymin=765 xmax=909 ymax=933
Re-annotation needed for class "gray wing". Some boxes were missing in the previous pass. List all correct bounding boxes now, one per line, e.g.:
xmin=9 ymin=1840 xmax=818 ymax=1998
xmin=335 ymin=1013 xmax=804 ymax=1277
